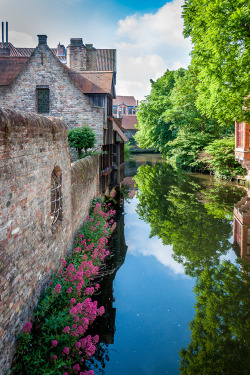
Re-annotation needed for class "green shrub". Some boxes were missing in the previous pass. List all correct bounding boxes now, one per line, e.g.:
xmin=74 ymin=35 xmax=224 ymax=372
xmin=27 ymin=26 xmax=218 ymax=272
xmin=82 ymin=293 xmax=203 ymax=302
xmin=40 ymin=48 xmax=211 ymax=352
xmin=167 ymin=130 xmax=215 ymax=171
xmin=124 ymin=142 xmax=132 ymax=161
xmin=203 ymin=137 xmax=246 ymax=178
xmin=68 ymin=126 xmax=96 ymax=159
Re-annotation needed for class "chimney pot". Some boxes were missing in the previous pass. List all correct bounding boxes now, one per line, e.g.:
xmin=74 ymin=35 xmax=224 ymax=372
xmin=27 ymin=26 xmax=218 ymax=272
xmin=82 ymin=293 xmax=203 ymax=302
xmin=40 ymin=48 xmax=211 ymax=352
xmin=70 ymin=38 xmax=83 ymax=46
xmin=2 ymin=22 xmax=4 ymax=48
xmin=37 ymin=35 xmax=47 ymax=45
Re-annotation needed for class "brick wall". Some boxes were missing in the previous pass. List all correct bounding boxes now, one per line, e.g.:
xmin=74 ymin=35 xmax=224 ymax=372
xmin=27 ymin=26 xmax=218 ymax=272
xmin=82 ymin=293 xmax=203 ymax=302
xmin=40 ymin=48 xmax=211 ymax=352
xmin=71 ymin=155 xmax=99 ymax=233
xmin=0 ymin=43 xmax=104 ymax=147
xmin=0 ymin=108 xmax=100 ymax=373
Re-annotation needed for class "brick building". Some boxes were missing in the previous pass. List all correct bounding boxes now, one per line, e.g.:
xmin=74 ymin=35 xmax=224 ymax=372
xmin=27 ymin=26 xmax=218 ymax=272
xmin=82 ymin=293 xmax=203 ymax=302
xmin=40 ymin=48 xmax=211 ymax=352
xmin=0 ymin=27 xmax=126 ymax=191
xmin=113 ymin=95 xmax=139 ymax=144
xmin=235 ymin=121 xmax=250 ymax=177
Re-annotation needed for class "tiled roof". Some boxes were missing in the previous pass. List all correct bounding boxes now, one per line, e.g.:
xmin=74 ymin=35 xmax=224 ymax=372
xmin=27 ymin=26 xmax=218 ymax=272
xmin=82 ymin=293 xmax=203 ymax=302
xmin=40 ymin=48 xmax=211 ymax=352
xmin=0 ymin=43 xmax=34 ymax=57
xmin=120 ymin=115 xmax=138 ymax=130
xmin=0 ymin=57 xmax=29 ymax=85
xmin=96 ymin=49 xmax=116 ymax=72
xmin=69 ymin=72 xmax=114 ymax=95
xmin=113 ymin=121 xmax=128 ymax=142
xmin=0 ymin=42 xmax=115 ymax=70
xmin=113 ymin=96 xmax=137 ymax=106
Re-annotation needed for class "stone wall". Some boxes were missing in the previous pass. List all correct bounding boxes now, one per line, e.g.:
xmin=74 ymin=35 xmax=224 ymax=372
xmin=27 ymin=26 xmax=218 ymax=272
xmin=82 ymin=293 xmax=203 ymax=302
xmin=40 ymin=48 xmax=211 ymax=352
xmin=0 ymin=108 xmax=99 ymax=373
xmin=0 ymin=43 xmax=104 ymax=147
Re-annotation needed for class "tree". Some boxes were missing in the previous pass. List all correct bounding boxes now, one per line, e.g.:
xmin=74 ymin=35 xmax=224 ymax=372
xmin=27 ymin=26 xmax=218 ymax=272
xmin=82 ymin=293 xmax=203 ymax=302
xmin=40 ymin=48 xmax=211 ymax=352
xmin=180 ymin=261 xmax=250 ymax=375
xmin=135 ymin=67 xmax=224 ymax=170
xmin=68 ymin=126 xmax=96 ymax=159
xmin=182 ymin=0 xmax=250 ymax=124
xmin=134 ymin=69 xmax=177 ymax=153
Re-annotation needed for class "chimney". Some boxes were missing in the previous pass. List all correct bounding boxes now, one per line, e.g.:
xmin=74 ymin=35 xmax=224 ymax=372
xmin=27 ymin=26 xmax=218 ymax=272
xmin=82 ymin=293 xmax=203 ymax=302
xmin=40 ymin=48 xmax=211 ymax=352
xmin=6 ymin=21 xmax=8 ymax=48
xmin=66 ymin=38 xmax=87 ymax=71
xmin=86 ymin=44 xmax=97 ymax=70
xmin=0 ymin=21 xmax=10 ymax=56
xmin=57 ymin=42 xmax=66 ymax=57
xmin=37 ymin=35 xmax=47 ymax=45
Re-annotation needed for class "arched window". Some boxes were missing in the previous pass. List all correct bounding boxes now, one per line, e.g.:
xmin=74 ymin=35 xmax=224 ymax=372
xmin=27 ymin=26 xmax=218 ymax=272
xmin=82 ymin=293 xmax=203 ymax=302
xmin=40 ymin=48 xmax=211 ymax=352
xmin=51 ymin=167 xmax=62 ymax=225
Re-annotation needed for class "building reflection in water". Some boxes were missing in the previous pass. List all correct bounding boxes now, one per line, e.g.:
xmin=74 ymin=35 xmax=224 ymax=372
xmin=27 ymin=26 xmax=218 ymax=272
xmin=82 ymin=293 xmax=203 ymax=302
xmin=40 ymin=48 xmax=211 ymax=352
xmin=233 ymin=193 xmax=250 ymax=263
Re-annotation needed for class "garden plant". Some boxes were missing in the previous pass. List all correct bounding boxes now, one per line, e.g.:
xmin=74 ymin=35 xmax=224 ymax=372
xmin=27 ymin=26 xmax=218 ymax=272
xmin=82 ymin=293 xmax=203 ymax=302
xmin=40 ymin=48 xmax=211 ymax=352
xmin=12 ymin=198 xmax=117 ymax=375
xmin=68 ymin=126 xmax=96 ymax=159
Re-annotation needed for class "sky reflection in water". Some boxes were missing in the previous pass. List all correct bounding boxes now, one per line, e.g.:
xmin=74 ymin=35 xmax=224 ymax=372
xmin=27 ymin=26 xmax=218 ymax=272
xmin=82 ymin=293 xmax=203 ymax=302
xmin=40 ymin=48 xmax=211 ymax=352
xmin=101 ymin=196 xmax=195 ymax=375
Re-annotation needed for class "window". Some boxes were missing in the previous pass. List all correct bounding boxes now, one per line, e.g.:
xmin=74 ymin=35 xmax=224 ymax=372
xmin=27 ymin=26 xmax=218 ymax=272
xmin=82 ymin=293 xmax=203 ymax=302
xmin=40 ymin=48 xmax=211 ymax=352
xmin=51 ymin=168 xmax=62 ymax=226
xmin=128 ymin=106 xmax=133 ymax=115
xmin=236 ymin=122 xmax=244 ymax=148
xmin=37 ymin=87 xmax=50 ymax=113
xmin=123 ymin=107 xmax=126 ymax=115
xmin=113 ymin=105 xmax=117 ymax=115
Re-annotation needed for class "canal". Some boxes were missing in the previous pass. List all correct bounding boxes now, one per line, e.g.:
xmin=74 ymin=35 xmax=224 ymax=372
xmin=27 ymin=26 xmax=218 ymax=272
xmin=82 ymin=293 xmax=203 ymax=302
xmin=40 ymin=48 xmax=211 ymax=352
xmin=88 ymin=154 xmax=250 ymax=375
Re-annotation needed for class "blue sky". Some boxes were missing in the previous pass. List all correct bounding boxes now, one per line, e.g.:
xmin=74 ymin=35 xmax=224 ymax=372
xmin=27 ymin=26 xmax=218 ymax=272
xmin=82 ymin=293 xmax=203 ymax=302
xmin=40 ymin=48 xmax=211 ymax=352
xmin=1 ymin=0 xmax=191 ymax=99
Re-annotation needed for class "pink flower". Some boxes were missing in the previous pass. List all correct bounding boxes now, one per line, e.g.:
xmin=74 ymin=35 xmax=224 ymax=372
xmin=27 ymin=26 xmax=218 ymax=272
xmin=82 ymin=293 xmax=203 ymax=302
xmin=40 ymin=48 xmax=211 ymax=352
xmin=93 ymin=335 xmax=99 ymax=344
xmin=63 ymin=373 xmax=68 ymax=375
xmin=73 ymin=364 xmax=80 ymax=373
xmin=62 ymin=347 xmax=69 ymax=355
xmin=52 ymin=283 xmax=62 ymax=294
xmin=75 ymin=341 xmax=81 ymax=349
xmin=66 ymin=287 xmax=73 ymax=294
xmin=51 ymin=355 xmax=57 ymax=360
xmin=23 ymin=322 xmax=32 ymax=334
xmin=52 ymin=340 xmax=57 ymax=347
xmin=62 ymin=326 xmax=70 ymax=334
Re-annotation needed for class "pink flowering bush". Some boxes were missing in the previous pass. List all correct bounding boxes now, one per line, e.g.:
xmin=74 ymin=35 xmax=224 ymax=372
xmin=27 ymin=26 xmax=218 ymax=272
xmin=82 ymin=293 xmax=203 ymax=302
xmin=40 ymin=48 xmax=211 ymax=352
xmin=13 ymin=199 xmax=116 ymax=375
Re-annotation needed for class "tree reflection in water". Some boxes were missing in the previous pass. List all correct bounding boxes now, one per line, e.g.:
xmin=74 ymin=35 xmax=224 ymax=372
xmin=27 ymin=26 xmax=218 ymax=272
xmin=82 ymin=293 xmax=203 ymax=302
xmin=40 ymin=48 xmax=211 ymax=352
xmin=134 ymin=162 xmax=250 ymax=375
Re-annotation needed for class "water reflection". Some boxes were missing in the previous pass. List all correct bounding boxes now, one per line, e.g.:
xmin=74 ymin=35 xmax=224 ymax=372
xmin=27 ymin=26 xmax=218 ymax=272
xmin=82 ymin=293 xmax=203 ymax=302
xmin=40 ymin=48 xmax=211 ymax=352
xmin=88 ymin=160 xmax=250 ymax=375
xmin=86 ymin=208 xmax=128 ymax=374
xmin=134 ymin=163 xmax=244 ymax=277
xmin=233 ymin=194 xmax=250 ymax=263
xmin=134 ymin=162 xmax=250 ymax=375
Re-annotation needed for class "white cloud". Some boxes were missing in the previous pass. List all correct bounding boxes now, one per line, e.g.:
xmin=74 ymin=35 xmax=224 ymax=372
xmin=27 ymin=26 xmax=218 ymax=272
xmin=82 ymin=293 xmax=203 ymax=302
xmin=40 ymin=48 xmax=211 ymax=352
xmin=115 ymin=0 xmax=192 ymax=99
xmin=117 ymin=0 xmax=189 ymax=48
xmin=116 ymin=53 xmax=166 ymax=99
xmin=8 ymin=31 xmax=35 ymax=47
xmin=125 ymin=197 xmax=187 ymax=276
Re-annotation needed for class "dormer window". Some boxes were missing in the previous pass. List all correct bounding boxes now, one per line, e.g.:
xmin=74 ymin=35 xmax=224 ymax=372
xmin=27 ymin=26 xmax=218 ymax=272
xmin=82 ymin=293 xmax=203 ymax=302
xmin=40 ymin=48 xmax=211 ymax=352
xmin=37 ymin=86 xmax=50 ymax=114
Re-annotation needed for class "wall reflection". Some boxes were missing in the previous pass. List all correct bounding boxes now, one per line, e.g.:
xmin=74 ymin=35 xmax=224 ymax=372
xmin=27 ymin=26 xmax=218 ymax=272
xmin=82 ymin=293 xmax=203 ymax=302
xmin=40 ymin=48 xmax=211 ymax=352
xmin=233 ymin=194 xmax=250 ymax=263
xmin=85 ymin=207 xmax=128 ymax=373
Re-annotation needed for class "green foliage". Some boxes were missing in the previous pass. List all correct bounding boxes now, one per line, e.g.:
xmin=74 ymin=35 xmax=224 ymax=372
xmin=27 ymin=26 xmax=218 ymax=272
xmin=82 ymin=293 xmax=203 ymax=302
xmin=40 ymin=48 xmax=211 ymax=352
xmin=167 ymin=130 xmax=215 ymax=170
xmin=135 ymin=67 xmax=230 ymax=171
xmin=129 ymin=137 xmax=137 ymax=146
xmin=134 ymin=70 xmax=177 ymax=152
xmin=124 ymin=142 xmax=132 ymax=161
xmin=203 ymin=137 xmax=246 ymax=178
xmin=120 ymin=183 xmax=130 ymax=202
xmin=180 ymin=261 xmax=250 ymax=375
xmin=68 ymin=126 xmax=96 ymax=159
xmin=134 ymin=163 xmax=244 ymax=276
xmin=182 ymin=0 xmax=250 ymax=124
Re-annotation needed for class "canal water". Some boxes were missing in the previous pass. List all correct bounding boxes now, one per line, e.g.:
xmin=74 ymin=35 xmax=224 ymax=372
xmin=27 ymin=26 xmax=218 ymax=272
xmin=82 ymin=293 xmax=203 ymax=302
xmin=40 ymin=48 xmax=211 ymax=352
xmin=88 ymin=154 xmax=250 ymax=375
